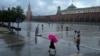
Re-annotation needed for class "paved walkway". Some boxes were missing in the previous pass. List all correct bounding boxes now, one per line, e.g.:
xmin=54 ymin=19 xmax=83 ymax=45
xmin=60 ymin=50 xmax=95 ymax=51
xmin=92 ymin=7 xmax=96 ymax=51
xmin=0 ymin=32 xmax=100 ymax=56
xmin=36 ymin=36 xmax=100 ymax=56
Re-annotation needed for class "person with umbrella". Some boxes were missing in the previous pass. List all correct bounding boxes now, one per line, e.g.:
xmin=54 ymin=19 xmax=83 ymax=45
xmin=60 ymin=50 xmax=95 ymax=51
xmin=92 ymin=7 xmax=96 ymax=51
xmin=49 ymin=40 xmax=56 ymax=51
xmin=48 ymin=34 xmax=57 ymax=55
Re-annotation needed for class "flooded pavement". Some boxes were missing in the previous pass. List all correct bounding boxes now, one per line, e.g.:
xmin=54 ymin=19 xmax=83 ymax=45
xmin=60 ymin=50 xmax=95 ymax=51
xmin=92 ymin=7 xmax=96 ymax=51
xmin=0 ymin=22 xmax=100 ymax=56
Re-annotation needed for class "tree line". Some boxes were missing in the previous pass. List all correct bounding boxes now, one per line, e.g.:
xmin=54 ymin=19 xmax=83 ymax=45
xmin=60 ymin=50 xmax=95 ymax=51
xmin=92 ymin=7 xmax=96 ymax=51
xmin=0 ymin=6 xmax=25 ymax=23
xmin=0 ymin=6 xmax=25 ymax=31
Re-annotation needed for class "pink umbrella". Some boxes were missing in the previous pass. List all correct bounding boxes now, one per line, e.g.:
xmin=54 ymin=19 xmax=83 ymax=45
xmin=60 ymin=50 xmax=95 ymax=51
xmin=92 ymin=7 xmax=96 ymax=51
xmin=48 ymin=34 xmax=58 ymax=43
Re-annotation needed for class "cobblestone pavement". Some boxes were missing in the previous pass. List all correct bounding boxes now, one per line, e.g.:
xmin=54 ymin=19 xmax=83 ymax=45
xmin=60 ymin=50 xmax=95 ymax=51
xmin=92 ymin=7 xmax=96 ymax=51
xmin=0 ymin=22 xmax=100 ymax=56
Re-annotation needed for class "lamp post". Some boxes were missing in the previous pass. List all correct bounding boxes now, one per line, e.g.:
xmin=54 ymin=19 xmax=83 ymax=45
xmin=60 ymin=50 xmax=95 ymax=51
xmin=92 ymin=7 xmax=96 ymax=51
xmin=16 ymin=18 xmax=22 ymax=35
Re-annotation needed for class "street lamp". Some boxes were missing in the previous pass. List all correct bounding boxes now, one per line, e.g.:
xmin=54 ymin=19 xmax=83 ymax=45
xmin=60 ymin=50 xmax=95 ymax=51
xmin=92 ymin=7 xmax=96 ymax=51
xmin=16 ymin=18 xmax=22 ymax=35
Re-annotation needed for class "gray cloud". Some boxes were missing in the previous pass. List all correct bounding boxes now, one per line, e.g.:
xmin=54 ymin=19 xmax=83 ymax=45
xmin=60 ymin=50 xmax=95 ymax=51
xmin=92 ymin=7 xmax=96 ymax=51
xmin=0 ymin=0 xmax=100 ymax=16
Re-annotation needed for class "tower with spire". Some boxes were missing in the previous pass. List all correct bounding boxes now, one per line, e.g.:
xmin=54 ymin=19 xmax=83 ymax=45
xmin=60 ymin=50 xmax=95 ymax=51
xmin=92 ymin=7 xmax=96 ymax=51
xmin=56 ymin=6 xmax=61 ymax=14
xmin=26 ymin=2 xmax=32 ymax=21
xmin=26 ymin=2 xmax=32 ymax=34
xmin=55 ymin=6 xmax=62 ymax=22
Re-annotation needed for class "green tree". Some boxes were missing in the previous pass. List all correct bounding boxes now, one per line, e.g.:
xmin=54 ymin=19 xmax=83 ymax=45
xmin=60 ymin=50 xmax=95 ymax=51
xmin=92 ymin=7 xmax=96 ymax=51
xmin=15 ymin=6 xmax=25 ymax=22
xmin=0 ymin=6 xmax=25 ymax=31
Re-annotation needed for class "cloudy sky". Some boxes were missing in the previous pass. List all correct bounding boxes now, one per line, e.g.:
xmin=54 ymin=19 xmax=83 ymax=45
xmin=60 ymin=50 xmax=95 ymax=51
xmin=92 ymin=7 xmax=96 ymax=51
xmin=0 ymin=0 xmax=100 ymax=16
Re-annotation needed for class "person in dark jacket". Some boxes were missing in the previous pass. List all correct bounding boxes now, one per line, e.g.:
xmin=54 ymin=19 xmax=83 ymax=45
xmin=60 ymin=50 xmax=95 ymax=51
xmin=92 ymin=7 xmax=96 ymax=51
xmin=35 ymin=25 xmax=39 ymax=36
xmin=48 ymin=40 xmax=56 ymax=54
xmin=76 ymin=34 xmax=80 ymax=52
xmin=49 ymin=40 xmax=55 ymax=49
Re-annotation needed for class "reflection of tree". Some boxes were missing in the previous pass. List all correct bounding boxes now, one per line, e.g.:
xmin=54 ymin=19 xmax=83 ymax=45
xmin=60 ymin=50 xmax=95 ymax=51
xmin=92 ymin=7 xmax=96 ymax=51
xmin=9 ymin=43 xmax=25 ymax=56
xmin=3 ymin=32 xmax=25 ymax=56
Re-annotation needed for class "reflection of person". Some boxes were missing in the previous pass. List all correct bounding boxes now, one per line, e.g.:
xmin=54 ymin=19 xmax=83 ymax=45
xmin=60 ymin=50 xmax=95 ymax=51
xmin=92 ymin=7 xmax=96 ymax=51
xmin=61 ymin=24 xmax=63 ymax=30
xmin=48 ymin=40 xmax=56 ymax=55
xmin=66 ymin=27 xmax=68 ymax=31
xmin=77 ymin=30 xmax=80 ymax=35
xmin=75 ymin=52 xmax=80 ymax=56
xmin=35 ymin=25 xmax=39 ymax=36
xmin=74 ymin=30 xmax=77 ymax=43
xmin=76 ymin=34 xmax=80 ymax=52
xmin=41 ymin=24 xmax=43 ymax=30
xmin=35 ymin=25 xmax=39 ymax=44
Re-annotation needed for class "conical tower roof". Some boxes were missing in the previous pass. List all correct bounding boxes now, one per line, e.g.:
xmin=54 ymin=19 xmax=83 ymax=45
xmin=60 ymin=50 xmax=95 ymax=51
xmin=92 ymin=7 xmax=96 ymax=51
xmin=28 ymin=2 xmax=31 ymax=11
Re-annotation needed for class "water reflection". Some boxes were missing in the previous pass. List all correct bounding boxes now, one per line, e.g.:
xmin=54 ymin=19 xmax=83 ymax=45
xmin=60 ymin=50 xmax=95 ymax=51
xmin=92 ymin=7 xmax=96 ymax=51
xmin=41 ymin=24 xmax=44 ymax=30
xmin=3 ymin=32 xmax=24 ymax=45
xmin=98 ymin=40 xmax=100 ymax=46
xmin=56 ymin=24 xmax=60 ymax=32
xmin=27 ymin=30 xmax=30 ymax=37
xmin=27 ymin=22 xmax=31 ymax=37
xmin=14 ymin=22 xmax=100 ymax=56
xmin=49 ymin=54 xmax=56 ymax=56
xmin=8 ymin=43 xmax=25 ymax=56
xmin=75 ymin=52 xmax=82 ymax=56
xmin=70 ymin=52 xmax=82 ymax=56
xmin=3 ymin=32 xmax=25 ymax=56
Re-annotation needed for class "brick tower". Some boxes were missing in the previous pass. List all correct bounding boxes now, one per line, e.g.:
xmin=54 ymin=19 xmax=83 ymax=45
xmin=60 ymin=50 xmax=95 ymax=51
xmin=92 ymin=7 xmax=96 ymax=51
xmin=26 ymin=2 xmax=32 ymax=21
xmin=55 ymin=6 xmax=62 ymax=22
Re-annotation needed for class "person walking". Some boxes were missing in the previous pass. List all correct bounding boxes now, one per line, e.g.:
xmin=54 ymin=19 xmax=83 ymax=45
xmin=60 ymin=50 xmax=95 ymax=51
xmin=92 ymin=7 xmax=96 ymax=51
xmin=35 ymin=25 xmax=39 ymax=36
xmin=76 ymin=34 xmax=80 ymax=52
xmin=48 ymin=40 xmax=56 ymax=55
xmin=48 ymin=34 xmax=57 ymax=56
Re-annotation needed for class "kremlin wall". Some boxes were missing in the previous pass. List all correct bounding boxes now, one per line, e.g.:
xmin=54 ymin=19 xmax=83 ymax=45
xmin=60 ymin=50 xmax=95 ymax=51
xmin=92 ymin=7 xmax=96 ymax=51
xmin=32 ymin=4 xmax=100 ymax=22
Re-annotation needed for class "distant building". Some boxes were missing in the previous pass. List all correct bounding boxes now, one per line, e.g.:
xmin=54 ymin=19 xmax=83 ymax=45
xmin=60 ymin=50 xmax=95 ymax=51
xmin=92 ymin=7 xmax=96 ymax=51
xmin=26 ymin=2 xmax=32 ymax=21
xmin=62 ymin=4 xmax=100 ymax=14
xmin=60 ymin=4 xmax=100 ymax=22
xmin=26 ymin=2 xmax=32 ymax=31
xmin=32 ymin=3 xmax=100 ymax=22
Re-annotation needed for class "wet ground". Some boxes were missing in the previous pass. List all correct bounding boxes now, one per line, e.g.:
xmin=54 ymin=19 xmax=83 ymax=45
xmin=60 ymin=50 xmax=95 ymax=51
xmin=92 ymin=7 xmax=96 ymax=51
xmin=0 ymin=22 xmax=100 ymax=56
